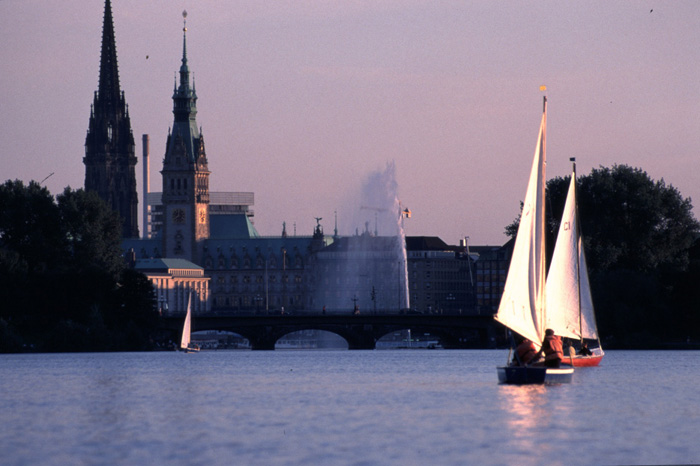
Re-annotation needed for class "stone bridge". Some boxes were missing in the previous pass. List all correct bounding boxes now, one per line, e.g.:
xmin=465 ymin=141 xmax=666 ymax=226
xmin=160 ymin=313 xmax=499 ymax=350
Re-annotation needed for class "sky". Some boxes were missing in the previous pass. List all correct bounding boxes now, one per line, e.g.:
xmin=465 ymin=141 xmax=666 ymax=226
xmin=1 ymin=1 xmax=699 ymax=245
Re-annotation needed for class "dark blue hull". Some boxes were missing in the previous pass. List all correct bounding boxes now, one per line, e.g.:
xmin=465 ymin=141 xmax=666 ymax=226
xmin=497 ymin=366 xmax=573 ymax=384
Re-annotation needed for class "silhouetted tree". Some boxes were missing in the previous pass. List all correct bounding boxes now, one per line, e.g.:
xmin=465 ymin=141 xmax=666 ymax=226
xmin=0 ymin=180 xmax=159 ymax=352
xmin=505 ymin=165 xmax=700 ymax=347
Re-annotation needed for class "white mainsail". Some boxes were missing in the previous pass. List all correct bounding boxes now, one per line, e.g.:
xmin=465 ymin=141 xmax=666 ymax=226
xmin=546 ymin=170 xmax=599 ymax=340
xmin=180 ymin=294 xmax=193 ymax=350
xmin=495 ymin=99 xmax=548 ymax=348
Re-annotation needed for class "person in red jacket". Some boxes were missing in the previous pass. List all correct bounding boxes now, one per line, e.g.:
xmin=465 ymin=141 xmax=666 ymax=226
xmin=536 ymin=329 xmax=564 ymax=368
xmin=512 ymin=338 xmax=538 ymax=366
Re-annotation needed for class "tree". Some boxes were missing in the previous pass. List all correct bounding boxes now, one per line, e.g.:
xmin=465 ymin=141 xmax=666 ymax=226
xmin=504 ymin=165 xmax=700 ymax=346
xmin=57 ymin=187 xmax=124 ymax=280
xmin=562 ymin=165 xmax=698 ymax=274
xmin=0 ymin=180 xmax=159 ymax=352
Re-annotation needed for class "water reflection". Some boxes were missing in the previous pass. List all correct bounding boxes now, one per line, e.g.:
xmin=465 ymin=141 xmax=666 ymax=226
xmin=496 ymin=382 xmax=577 ymax=465
xmin=499 ymin=385 xmax=548 ymax=434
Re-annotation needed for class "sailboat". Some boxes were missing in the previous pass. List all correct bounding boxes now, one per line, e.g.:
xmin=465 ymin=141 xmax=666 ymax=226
xmin=180 ymin=294 xmax=200 ymax=353
xmin=495 ymin=96 xmax=573 ymax=384
xmin=545 ymin=159 xmax=604 ymax=367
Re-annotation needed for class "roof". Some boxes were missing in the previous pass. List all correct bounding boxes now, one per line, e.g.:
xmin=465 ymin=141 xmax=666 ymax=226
xmin=203 ymin=236 xmax=316 ymax=257
xmin=134 ymin=258 xmax=203 ymax=272
xmin=122 ymin=238 xmax=162 ymax=259
xmin=209 ymin=214 xmax=260 ymax=239
xmin=405 ymin=236 xmax=450 ymax=251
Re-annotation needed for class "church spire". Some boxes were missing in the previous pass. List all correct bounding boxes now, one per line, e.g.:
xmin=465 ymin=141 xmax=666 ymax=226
xmin=165 ymin=9 xmax=202 ymax=165
xmin=179 ymin=10 xmax=190 ymax=92
xmin=84 ymin=0 xmax=139 ymax=239
xmin=98 ymin=0 xmax=121 ymax=109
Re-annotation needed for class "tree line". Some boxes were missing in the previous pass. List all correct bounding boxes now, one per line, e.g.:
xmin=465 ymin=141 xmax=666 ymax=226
xmin=0 ymin=180 xmax=160 ymax=352
xmin=506 ymin=164 xmax=700 ymax=348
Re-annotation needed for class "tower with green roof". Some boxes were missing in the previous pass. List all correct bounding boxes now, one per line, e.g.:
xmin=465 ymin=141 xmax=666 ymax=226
xmin=161 ymin=11 xmax=211 ymax=263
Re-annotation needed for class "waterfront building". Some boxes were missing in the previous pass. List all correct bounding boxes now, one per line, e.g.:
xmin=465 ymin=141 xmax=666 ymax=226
xmin=405 ymin=236 xmax=476 ymax=314
xmin=202 ymin=221 xmax=329 ymax=314
xmin=84 ymin=0 xmax=139 ymax=238
xmin=310 ymin=229 xmax=408 ymax=314
xmin=470 ymin=240 xmax=513 ymax=315
xmin=134 ymin=258 xmax=210 ymax=315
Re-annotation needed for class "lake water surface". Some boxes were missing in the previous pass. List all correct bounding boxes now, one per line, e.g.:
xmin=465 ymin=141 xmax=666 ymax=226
xmin=1 ymin=350 xmax=698 ymax=465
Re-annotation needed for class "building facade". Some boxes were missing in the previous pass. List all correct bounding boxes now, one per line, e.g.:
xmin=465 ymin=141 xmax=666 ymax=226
xmin=311 ymin=231 xmax=408 ymax=314
xmin=134 ymin=258 xmax=210 ymax=315
xmin=471 ymin=241 xmax=513 ymax=315
xmin=146 ymin=191 xmax=254 ymax=240
xmin=406 ymin=236 xmax=476 ymax=315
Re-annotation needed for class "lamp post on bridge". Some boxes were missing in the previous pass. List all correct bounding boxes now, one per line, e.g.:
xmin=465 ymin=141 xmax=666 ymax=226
xmin=254 ymin=294 xmax=263 ymax=314
xmin=446 ymin=293 xmax=455 ymax=314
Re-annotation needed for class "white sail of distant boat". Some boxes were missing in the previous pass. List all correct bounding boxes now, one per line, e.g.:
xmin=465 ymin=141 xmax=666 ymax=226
xmin=180 ymin=294 xmax=198 ymax=352
xmin=494 ymin=98 xmax=548 ymax=350
xmin=546 ymin=162 xmax=604 ymax=366
xmin=546 ymin=168 xmax=594 ymax=338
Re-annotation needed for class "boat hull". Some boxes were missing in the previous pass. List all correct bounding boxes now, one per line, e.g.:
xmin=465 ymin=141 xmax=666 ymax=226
xmin=566 ymin=354 xmax=603 ymax=367
xmin=497 ymin=366 xmax=574 ymax=385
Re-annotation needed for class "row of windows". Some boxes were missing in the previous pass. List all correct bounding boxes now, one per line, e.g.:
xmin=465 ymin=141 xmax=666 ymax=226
xmin=213 ymin=295 xmax=303 ymax=308
xmin=204 ymin=256 xmax=302 ymax=270
xmin=170 ymin=178 xmax=188 ymax=192
xmin=214 ymin=274 xmax=302 ymax=284
xmin=413 ymin=270 xmax=469 ymax=280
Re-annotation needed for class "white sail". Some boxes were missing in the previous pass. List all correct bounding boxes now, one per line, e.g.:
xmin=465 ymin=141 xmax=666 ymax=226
xmin=495 ymin=101 xmax=547 ymax=348
xmin=180 ymin=294 xmax=192 ymax=350
xmin=546 ymin=172 xmax=599 ymax=340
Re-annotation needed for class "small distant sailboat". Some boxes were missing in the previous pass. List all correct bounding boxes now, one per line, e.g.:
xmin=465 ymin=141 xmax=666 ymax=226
xmin=495 ymin=96 xmax=573 ymax=384
xmin=180 ymin=294 xmax=200 ymax=353
xmin=545 ymin=159 xmax=604 ymax=367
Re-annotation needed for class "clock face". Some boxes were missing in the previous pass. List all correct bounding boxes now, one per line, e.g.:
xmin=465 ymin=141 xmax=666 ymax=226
xmin=173 ymin=209 xmax=185 ymax=224
xmin=199 ymin=208 xmax=207 ymax=224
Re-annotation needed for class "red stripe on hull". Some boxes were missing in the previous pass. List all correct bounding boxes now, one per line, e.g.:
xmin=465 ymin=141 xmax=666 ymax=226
xmin=564 ymin=354 xmax=603 ymax=367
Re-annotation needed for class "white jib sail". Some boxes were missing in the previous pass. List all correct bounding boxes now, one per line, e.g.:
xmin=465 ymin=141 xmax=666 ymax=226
xmin=495 ymin=103 xmax=547 ymax=348
xmin=545 ymin=173 xmax=598 ymax=340
xmin=180 ymin=294 xmax=192 ymax=349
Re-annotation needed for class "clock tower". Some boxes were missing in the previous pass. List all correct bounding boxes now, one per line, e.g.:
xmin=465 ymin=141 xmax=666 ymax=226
xmin=162 ymin=11 xmax=210 ymax=263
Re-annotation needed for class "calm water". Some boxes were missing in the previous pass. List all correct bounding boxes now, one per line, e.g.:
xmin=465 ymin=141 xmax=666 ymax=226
xmin=0 ymin=350 xmax=698 ymax=465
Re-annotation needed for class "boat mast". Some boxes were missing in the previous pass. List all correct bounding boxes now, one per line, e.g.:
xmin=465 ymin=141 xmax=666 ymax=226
xmin=539 ymin=96 xmax=547 ymax=335
xmin=571 ymin=157 xmax=583 ymax=343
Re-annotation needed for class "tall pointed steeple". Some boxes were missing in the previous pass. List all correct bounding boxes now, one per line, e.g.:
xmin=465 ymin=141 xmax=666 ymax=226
xmin=161 ymin=11 xmax=211 ymax=262
xmin=84 ymin=0 xmax=139 ymax=238
xmin=98 ymin=0 xmax=120 ymax=110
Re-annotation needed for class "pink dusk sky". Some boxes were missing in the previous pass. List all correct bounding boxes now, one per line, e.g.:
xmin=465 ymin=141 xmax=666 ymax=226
xmin=1 ymin=1 xmax=698 ymax=245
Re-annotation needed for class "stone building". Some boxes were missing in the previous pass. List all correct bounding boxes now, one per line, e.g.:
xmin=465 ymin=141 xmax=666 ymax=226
xmin=134 ymin=258 xmax=210 ymax=315
xmin=405 ymin=236 xmax=476 ymax=314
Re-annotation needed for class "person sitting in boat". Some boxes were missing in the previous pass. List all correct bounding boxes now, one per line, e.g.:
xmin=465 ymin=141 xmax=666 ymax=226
xmin=512 ymin=338 xmax=538 ymax=366
xmin=536 ymin=329 xmax=564 ymax=368
xmin=578 ymin=342 xmax=593 ymax=356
